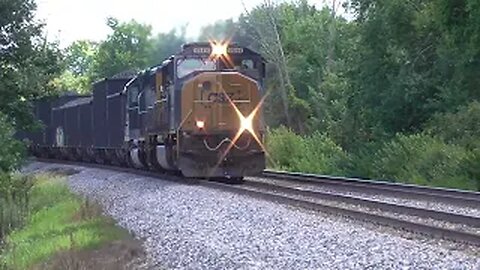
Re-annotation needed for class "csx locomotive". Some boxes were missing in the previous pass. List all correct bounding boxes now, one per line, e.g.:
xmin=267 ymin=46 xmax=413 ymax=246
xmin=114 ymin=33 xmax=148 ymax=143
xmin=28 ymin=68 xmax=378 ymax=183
xmin=25 ymin=42 xmax=266 ymax=181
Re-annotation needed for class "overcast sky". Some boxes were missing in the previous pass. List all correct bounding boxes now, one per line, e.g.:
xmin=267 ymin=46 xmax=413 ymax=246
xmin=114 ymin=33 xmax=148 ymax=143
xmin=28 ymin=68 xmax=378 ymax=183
xmin=35 ymin=0 xmax=331 ymax=47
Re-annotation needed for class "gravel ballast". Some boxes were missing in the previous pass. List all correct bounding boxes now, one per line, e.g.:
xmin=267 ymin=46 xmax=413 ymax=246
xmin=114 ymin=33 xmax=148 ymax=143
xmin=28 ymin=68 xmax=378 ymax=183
xmin=24 ymin=162 xmax=480 ymax=269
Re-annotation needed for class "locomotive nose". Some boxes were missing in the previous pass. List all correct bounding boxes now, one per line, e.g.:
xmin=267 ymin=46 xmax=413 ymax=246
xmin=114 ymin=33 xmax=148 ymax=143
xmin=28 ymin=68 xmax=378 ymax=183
xmin=180 ymin=71 xmax=262 ymax=134
xmin=178 ymin=71 xmax=266 ymax=178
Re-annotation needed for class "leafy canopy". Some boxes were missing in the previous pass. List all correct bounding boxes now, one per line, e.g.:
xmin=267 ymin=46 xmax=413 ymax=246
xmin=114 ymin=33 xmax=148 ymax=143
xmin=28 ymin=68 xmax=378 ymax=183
xmin=0 ymin=0 xmax=62 ymax=128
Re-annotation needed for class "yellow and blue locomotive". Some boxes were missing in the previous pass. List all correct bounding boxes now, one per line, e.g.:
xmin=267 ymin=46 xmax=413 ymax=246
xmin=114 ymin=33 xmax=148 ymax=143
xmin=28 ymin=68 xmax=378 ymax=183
xmin=26 ymin=42 xmax=267 ymax=181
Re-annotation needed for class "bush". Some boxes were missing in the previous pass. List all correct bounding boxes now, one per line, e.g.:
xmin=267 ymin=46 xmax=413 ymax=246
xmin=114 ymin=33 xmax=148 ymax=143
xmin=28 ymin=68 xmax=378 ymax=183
xmin=0 ymin=113 xmax=26 ymax=173
xmin=464 ymin=149 xmax=480 ymax=191
xmin=266 ymin=127 xmax=347 ymax=175
xmin=266 ymin=124 xmax=478 ymax=190
xmin=0 ymin=114 xmax=28 ymax=240
xmin=370 ymin=134 xmax=476 ymax=190
xmin=266 ymin=126 xmax=305 ymax=170
xmin=342 ymin=141 xmax=382 ymax=178
xmin=292 ymin=132 xmax=347 ymax=175
xmin=424 ymin=101 xmax=480 ymax=190
xmin=0 ymin=174 xmax=34 ymax=246
xmin=426 ymin=101 xmax=480 ymax=150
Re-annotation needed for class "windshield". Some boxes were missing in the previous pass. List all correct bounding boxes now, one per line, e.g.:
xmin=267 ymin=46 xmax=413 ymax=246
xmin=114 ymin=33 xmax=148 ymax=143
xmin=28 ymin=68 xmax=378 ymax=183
xmin=176 ymin=58 xmax=216 ymax=78
xmin=218 ymin=57 xmax=257 ymax=72
xmin=233 ymin=59 xmax=255 ymax=71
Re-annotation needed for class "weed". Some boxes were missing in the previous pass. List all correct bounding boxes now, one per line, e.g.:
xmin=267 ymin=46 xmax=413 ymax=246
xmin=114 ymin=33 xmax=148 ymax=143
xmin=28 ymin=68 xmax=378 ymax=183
xmin=0 ymin=174 xmax=138 ymax=270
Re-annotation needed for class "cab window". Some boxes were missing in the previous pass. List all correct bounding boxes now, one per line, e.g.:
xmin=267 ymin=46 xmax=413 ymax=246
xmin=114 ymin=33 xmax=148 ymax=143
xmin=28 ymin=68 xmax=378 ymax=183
xmin=239 ymin=59 xmax=254 ymax=70
xmin=145 ymin=86 xmax=156 ymax=108
xmin=128 ymin=86 xmax=139 ymax=107
xmin=138 ymin=91 xmax=146 ymax=112
xmin=230 ymin=58 xmax=257 ymax=72
xmin=176 ymin=58 xmax=216 ymax=78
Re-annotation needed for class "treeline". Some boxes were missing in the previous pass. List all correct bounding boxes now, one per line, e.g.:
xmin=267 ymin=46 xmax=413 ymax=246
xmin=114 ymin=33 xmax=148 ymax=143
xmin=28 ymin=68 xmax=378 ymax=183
xmin=54 ymin=18 xmax=186 ymax=93
xmin=1 ymin=0 xmax=479 ymax=190
xmin=197 ymin=0 xmax=480 ymax=190
xmin=1 ymin=0 xmax=59 ymax=173
xmin=248 ymin=0 xmax=480 ymax=190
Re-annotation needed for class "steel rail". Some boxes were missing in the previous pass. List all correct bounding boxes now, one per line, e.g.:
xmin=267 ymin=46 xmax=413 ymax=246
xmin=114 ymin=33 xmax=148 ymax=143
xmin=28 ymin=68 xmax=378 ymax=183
xmin=262 ymin=170 xmax=480 ymax=208
xmin=202 ymin=181 xmax=480 ymax=247
xmin=244 ymin=179 xmax=480 ymax=227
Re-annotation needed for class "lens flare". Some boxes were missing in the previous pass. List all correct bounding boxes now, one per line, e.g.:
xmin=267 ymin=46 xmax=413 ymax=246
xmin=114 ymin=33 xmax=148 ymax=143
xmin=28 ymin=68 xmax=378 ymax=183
xmin=196 ymin=120 xmax=205 ymax=129
xmin=208 ymin=90 xmax=270 ymax=178
xmin=208 ymin=39 xmax=234 ymax=68
xmin=227 ymin=92 xmax=268 ymax=149
xmin=240 ymin=114 xmax=253 ymax=134
xmin=211 ymin=43 xmax=227 ymax=57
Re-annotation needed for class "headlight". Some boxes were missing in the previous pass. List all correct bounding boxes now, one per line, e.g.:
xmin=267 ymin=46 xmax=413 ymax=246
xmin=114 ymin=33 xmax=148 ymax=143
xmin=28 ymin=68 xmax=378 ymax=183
xmin=196 ymin=120 xmax=205 ymax=129
xmin=210 ymin=41 xmax=228 ymax=58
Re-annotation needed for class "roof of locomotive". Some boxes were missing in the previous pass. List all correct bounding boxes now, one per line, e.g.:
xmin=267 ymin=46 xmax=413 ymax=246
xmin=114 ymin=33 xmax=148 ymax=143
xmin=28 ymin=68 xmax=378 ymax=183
xmin=179 ymin=42 xmax=262 ymax=58
xmin=141 ymin=42 xmax=263 ymax=74
xmin=120 ymin=42 xmax=265 ymax=86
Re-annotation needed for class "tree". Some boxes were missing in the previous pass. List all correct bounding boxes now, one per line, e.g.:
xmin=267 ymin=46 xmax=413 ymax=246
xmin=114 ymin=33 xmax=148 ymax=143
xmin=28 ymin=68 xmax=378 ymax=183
xmin=239 ymin=1 xmax=356 ymax=135
xmin=0 ymin=0 xmax=62 ymax=129
xmin=0 ymin=113 xmax=25 ymax=172
xmin=92 ymin=18 xmax=152 ymax=79
xmin=345 ymin=0 xmax=480 ymax=142
xmin=430 ymin=0 xmax=480 ymax=111
xmin=240 ymin=0 xmax=295 ymax=129
xmin=53 ymin=40 xmax=97 ymax=93
xmin=51 ymin=70 xmax=92 ymax=94
xmin=64 ymin=40 xmax=97 ymax=76
xmin=198 ymin=19 xmax=239 ymax=42
xmin=148 ymin=29 xmax=186 ymax=66
xmin=54 ymin=20 xmax=188 ymax=93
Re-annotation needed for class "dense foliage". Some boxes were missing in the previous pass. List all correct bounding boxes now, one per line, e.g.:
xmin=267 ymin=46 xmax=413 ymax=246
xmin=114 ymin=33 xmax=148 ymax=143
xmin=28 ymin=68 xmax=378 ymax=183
xmin=249 ymin=0 xmax=480 ymax=190
xmin=56 ymin=19 xmax=186 ymax=93
xmin=0 ymin=114 xmax=26 ymax=173
xmin=1 ymin=0 xmax=55 ymax=179
xmin=267 ymin=127 xmax=347 ymax=175
xmin=0 ymin=0 xmax=62 ymax=129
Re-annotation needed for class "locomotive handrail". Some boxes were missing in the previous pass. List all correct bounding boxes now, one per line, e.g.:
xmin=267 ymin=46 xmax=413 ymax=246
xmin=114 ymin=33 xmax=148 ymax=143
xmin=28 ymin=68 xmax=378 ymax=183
xmin=176 ymin=109 xmax=193 ymax=157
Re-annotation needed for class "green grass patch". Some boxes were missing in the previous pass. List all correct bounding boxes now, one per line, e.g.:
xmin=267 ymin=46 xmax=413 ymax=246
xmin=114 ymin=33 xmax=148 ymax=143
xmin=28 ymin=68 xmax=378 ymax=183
xmin=0 ymin=174 xmax=129 ymax=270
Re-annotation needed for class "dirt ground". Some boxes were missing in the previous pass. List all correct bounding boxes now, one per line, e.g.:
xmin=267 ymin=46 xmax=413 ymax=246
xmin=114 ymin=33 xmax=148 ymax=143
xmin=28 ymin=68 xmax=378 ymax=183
xmin=32 ymin=238 xmax=147 ymax=270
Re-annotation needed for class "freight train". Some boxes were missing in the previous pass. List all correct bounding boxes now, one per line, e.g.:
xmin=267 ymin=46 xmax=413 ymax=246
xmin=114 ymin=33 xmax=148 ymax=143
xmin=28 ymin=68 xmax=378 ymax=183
xmin=24 ymin=42 xmax=267 ymax=181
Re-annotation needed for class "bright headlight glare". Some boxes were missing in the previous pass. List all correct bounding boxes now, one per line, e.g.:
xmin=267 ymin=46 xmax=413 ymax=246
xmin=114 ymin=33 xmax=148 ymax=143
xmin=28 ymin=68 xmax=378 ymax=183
xmin=196 ymin=120 xmax=205 ymax=129
xmin=210 ymin=42 xmax=227 ymax=57
xmin=240 ymin=115 xmax=254 ymax=134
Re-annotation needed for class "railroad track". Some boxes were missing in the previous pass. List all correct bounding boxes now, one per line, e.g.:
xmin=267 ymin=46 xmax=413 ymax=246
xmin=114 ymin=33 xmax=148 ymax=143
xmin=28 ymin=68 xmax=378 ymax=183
xmin=33 ymin=158 xmax=480 ymax=246
xmin=262 ymin=170 xmax=480 ymax=208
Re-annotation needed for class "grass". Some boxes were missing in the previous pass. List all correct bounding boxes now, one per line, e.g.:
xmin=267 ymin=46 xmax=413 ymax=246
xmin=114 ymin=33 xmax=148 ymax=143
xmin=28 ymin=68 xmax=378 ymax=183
xmin=0 ymin=173 xmax=135 ymax=270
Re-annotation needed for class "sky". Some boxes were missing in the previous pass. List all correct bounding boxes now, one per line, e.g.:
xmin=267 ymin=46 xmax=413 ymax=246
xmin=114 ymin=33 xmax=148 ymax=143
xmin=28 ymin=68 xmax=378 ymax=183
xmin=35 ymin=0 xmax=332 ymax=47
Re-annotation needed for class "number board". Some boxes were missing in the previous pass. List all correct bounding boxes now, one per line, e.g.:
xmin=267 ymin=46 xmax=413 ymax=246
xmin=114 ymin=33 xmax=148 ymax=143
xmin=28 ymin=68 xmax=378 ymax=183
xmin=193 ymin=47 xmax=211 ymax=54
xmin=192 ymin=47 xmax=244 ymax=54
xmin=227 ymin=47 xmax=244 ymax=54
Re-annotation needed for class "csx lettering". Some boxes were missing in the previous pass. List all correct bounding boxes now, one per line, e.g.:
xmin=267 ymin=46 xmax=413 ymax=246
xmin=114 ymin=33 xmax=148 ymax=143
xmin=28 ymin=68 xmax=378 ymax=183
xmin=207 ymin=92 xmax=234 ymax=103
